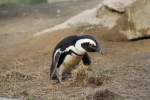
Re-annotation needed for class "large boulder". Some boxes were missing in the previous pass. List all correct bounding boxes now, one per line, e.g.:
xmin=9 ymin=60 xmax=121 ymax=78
xmin=124 ymin=0 xmax=150 ymax=39
xmin=35 ymin=0 xmax=150 ymax=41
xmin=101 ymin=0 xmax=150 ymax=40
xmin=103 ymin=0 xmax=136 ymax=13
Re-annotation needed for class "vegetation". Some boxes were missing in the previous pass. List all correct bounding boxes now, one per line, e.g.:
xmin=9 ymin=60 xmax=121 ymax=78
xmin=0 ymin=0 xmax=47 ymax=5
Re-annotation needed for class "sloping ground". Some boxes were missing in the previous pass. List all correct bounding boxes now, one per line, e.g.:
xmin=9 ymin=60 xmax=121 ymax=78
xmin=0 ymin=0 xmax=101 ymax=48
xmin=0 ymin=27 xmax=150 ymax=99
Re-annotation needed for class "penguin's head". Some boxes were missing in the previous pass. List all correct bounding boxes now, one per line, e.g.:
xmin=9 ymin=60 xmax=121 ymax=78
xmin=75 ymin=35 xmax=101 ymax=53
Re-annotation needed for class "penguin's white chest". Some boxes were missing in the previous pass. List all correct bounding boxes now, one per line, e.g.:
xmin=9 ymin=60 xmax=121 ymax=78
xmin=63 ymin=53 xmax=82 ymax=67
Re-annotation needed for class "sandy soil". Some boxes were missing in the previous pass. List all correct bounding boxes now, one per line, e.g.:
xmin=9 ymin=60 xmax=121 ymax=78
xmin=0 ymin=1 xmax=150 ymax=100
xmin=0 ymin=26 xmax=150 ymax=99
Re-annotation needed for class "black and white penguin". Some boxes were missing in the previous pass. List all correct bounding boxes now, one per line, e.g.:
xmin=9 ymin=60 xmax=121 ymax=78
xmin=50 ymin=35 xmax=102 ymax=83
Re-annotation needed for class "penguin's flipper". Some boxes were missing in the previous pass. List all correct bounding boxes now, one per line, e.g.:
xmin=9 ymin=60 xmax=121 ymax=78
xmin=82 ymin=53 xmax=91 ymax=65
xmin=50 ymin=49 xmax=62 ymax=81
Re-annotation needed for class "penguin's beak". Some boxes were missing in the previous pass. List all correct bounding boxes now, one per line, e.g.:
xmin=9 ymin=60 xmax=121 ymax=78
xmin=99 ymin=49 xmax=104 ymax=55
xmin=96 ymin=47 xmax=104 ymax=55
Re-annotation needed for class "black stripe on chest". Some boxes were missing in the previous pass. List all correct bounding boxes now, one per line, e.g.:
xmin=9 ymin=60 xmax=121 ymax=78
xmin=57 ymin=50 xmax=82 ymax=68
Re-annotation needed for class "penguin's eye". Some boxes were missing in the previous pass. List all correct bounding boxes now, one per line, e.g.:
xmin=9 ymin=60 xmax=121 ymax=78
xmin=89 ymin=43 xmax=94 ymax=47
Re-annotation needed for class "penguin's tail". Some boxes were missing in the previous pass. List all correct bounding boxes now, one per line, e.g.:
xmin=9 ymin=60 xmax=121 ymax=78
xmin=50 ymin=63 xmax=57 ymax=80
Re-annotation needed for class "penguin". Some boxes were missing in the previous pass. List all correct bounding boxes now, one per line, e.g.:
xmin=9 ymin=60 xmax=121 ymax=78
xmin=50 ymin=35 xmax=102 ymax=83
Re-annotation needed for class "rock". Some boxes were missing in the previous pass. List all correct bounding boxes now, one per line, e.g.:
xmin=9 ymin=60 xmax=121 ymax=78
xmin=34 ymin=4 xmax=103 ymax=36
xmin=97 ymin=0 xmax=150 ymax=40
xmin=123 ymin=0 xmax=150 ymax=39
xmin=35 ymin=0 xmax=150 ymax=40
xmin=103 ymin=0 xmax=136 ymax=13
xmin=0 ymin=97 xmax=19 ymax=100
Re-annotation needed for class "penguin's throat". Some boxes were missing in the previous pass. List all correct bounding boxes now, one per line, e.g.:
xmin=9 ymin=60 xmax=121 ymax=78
xmin=74 ymin=47 xmax=85 ymax=55
xmin=65 ymin=45 xmax=85 ymax=56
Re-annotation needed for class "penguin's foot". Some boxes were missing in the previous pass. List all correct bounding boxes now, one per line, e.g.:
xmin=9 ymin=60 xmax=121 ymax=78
xmin=57 ymin=75 xmax=62 ymax=83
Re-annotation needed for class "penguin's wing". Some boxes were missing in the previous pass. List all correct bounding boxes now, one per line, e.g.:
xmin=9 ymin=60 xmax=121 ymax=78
xmin=50 ymin=49 xmax=62 ymax=78
xmin=82 ymin=53 xmax=91 ymax=65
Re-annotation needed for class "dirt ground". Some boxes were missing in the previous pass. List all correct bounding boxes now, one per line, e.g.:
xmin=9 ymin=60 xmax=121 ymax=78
xmin=0 ymin=1 xmax=150 ymax=100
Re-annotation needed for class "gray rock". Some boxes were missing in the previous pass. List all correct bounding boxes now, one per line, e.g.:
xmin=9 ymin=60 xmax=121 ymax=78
xmin=97 ymin=0 xmax=150 ymax=40
xmin=123 ymin=0 xmax=150 ymax=39
xmin=103 ymin=0 xmax=136 ymax=13
xmin=0 ymin=97 xmax=19 ymax=100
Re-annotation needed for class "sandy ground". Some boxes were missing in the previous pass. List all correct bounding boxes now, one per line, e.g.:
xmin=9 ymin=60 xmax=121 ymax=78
xmin=0 ymin=26 xmax=150 ymax=99
xmin=0 ymin=1 xmax=150 ymax=100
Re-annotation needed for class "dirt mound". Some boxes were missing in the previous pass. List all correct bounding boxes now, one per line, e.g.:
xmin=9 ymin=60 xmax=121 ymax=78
xmin=93 ymin=89 xmax=124 ymax=100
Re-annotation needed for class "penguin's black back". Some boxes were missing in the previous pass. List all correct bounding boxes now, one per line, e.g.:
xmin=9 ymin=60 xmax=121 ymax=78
xmin=53 ymin=35 xmax=79 ymax=67
xmin=50 ymin=35 xmax=79 ymax=78
xmin=54 ymin=35 xmax=78 ymax=52
xmin=53 ymin=35 xmax=97 ymax=52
